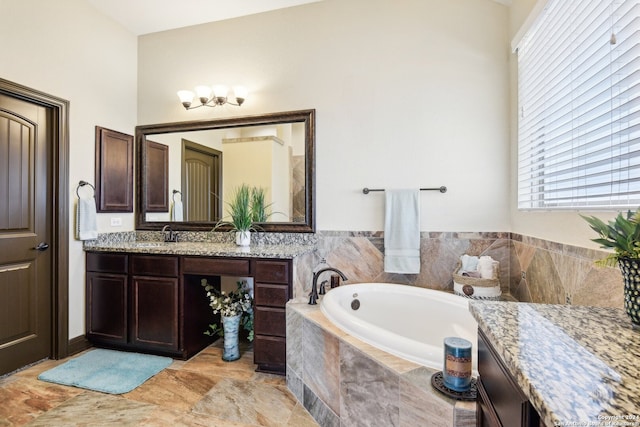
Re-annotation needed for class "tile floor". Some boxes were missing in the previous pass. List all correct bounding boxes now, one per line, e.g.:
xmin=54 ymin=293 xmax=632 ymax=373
xmin=0 ymin=341 xmax=318 ymax=427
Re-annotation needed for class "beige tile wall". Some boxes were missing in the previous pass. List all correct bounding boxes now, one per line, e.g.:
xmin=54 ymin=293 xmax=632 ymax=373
xmin=293 ymin=231 xmax=623 ymax=309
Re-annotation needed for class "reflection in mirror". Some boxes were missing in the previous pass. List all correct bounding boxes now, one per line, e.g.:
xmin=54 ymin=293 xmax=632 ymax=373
xmin=144 ymin=123 xmax=306 ymax=223
xmin=135 ymin=109 xmax=315 ymax=233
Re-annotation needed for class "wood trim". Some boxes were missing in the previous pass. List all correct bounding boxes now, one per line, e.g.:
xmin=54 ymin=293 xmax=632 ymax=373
xmin=0 ymin=78 xmax=70 ymax=360
xmin=67 ymin=335 xmax=92 ymax=356
xmin=95 ymin=126 xmax=133 ymax=212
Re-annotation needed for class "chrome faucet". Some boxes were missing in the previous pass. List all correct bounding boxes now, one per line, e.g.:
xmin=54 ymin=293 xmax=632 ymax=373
xmin=161 ymin=225 xmax=178 ymax=242
xmin=309 ymin=267 xmax=348 ymax=305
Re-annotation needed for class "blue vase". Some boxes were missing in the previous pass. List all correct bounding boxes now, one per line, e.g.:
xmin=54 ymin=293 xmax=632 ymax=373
xmin=222 ymin=314 xmax=242 ymax=361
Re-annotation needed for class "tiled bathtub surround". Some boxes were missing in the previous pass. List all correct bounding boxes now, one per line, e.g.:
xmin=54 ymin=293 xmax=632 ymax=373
xmin=294 ymin=231 xmax=623 ymax=309
xmin=286 ymin=303 xmax=476 ymax=427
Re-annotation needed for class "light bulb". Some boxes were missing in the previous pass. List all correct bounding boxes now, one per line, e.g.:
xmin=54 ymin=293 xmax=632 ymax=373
xmin=213 ymin=85 xmax=228 ymax=98
xmin=177 ymin=90 xmax=194 ymax=108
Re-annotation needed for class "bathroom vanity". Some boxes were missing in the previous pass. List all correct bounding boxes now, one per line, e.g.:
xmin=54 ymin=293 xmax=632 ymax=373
xmin=470 ymin=301 xmax=640 ymax=427
xmin=84 ymin=240 xmax=313 ymax=374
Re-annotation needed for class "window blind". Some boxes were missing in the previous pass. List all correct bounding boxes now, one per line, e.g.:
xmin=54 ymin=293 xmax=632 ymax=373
xmin=517 ymin=0 xmax=640 ymax=209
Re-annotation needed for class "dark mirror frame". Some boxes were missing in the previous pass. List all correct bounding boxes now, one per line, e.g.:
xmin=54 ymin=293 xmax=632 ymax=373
xmin=135 ymin=109 xmax=315 ymax=232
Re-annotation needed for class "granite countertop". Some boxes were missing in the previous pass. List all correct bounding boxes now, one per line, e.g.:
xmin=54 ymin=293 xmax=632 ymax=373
xmin=469 ymin=301 xmax=640 ymax=427
xmin=83 ymin=240 xmax=315 ymax=259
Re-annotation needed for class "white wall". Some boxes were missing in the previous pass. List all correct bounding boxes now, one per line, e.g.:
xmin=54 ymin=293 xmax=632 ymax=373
xmin=507 ymin=0 xmax=619 ymax=249
xmin=0 ymin=0 xmax=138 ymax=338
xmin=138 ymin=0 xmax=511 ymax=232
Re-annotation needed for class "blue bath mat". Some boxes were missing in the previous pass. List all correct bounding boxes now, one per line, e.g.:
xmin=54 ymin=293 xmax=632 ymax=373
xmin=37 ymin=348 xmax=172 ymax=394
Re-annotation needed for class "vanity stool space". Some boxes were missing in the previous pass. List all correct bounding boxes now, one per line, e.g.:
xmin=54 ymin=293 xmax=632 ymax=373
xmin=85 ymin=250 xmax=296 ymax=374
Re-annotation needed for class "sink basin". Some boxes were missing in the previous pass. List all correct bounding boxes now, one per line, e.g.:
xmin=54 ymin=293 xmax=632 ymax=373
xmin=130 ymin=242 xmax=164 ymax=248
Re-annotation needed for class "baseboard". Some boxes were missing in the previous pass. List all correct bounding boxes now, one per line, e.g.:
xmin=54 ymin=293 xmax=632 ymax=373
xmin=67 ymin=335 xmax=92 ymax=356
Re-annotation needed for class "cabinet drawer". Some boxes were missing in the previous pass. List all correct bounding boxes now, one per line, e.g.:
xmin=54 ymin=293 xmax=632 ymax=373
xmin=254 ymin=334 xmax=286 ymax=366
xmin=254 ymin=260 xmax=290 ymax=283
xmin=254 ymin=306 xmax=286 ymax=336
xmin=182 ymin=257 xmax=250 ymax=276
xmin=254 ymin=283 xmax=290 ymax=307
xmin=131 ymin=255 xmax=178 ymax=277
xmin=86 ymin=252 xmax=128 ymax=274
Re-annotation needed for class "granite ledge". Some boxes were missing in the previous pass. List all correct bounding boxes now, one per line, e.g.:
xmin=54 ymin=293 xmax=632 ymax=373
xmin=83 ymin=241 xmax=315 ymax=259
xmin=469 ymin=300 xmax=640 ymax=427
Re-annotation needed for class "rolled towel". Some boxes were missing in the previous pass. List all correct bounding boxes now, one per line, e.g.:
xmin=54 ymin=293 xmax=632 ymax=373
xmin=477 ymin=256 xmax=496 ymax=279
xmin=460 ymin=255 xmax=479 ymax=272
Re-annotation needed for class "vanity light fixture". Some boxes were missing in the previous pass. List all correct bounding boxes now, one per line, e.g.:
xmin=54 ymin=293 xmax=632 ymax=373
xmin=177 ymin=85 xmax=247 ymax=110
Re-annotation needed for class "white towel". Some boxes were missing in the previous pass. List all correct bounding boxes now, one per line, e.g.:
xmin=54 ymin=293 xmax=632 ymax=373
xmin=172 ymin=200 xmax=184 ymax=221
xmin=384 ymin=189 xmax=421 ymax=274
xmin=477 ymin=256 xmax=497 ymax=279
xmin=76 ymin=196 xmax=98 ymax=241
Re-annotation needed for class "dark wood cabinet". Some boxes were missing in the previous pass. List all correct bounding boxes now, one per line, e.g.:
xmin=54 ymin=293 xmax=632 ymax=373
xmin=86 ymin=271 xmax=128 ymax=344
xmin=253 ymin=259 xmax=291 ymax=374
xmin=130 ymin=275 xmax=179 ymax=350
xmin=86 ymin=252 xmax=214 ymax=359
xmin=477 ymin=328 xmax=540 ymax=427
xmin=86 ymin=252 xmax=293 ymax=371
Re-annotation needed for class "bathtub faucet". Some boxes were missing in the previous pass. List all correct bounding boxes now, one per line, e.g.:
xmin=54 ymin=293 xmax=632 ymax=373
xmin=309 ymin=268 xmax=348 ymax=305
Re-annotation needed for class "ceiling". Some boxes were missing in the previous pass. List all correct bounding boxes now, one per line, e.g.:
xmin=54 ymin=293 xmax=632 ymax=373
xmin=87 ymin=0 xmax=323 ymax=35
xmin=87 ymin=0 xmax=511 ymax=36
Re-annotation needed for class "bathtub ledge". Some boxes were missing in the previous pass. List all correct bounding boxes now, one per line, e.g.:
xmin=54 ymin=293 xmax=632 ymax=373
xmin=287 ymin=301 xmax=477 ymax=427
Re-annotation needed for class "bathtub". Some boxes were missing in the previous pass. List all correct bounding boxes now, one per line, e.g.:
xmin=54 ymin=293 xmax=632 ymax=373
xmin=320 ymin=283 xmax=478 ymax=371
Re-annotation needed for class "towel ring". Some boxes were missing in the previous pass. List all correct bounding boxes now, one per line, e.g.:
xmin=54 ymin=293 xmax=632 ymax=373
xmin=172 ymin=189 xmax=182 ymax=202
xmin=76 ymin=180 xmax=95 ymax=198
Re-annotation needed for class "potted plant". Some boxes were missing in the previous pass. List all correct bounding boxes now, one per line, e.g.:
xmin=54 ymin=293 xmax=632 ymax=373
xmin=201 ymin=279 xmax=253 ymax=361
xmin=214 ymin=184 xmax=259 ymax=246
xmin=582 ymin=208 xmax=640 ymax=327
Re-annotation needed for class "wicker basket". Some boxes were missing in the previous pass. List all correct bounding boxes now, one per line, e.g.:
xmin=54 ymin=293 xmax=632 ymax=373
xmin=452 ymin=260 xmax=501 ymax=300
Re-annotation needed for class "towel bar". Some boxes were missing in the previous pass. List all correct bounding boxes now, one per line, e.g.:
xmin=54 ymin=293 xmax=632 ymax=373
xmin=362 ymin=186 xmax=447 ymax=194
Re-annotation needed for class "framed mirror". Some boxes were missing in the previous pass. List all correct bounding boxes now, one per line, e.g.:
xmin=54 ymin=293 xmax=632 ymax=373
xmin=135 ymin=109 xmax=315 ymax=232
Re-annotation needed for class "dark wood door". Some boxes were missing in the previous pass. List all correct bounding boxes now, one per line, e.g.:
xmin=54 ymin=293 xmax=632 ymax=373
xmin=182 ymin=139 xmax=221 ymax=222
xmin=0 ymin=93 xmax=53 ymax=375
xmin=130 ymin=276 xmax=179 ymax=351
xmin=86 ymin=272 xmax=128 ymax=344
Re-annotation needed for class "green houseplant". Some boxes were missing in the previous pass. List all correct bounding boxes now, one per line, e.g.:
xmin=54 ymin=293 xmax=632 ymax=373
xmin=214 ymin=184 xmax=260 ymax=246
xmin=582 ymin=208 xmax=640 ymax=327
xmin=214 ymin=184 xmax=277 ymax=246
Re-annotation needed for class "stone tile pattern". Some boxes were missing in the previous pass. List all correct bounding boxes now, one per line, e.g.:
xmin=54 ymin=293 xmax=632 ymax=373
xmin=470 ymin=301 xmax=640 ymax=427
xmin=287 ymin=303 xmax=475 ymax=427
xmin=296 ymin=231 xmax=623 ymax=309
xmin=0 ymin=343 xmax=319 ymax=427
xmin=84 ymin=235 xmax=315 ymax=259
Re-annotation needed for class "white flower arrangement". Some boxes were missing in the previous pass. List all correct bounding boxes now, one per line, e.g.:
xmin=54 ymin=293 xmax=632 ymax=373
xmin=201 ymin=279 xmax=254 ymax=340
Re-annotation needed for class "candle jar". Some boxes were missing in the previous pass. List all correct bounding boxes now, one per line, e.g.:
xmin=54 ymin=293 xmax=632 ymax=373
xmin=442 ymin=337 xmax=472 ymax=392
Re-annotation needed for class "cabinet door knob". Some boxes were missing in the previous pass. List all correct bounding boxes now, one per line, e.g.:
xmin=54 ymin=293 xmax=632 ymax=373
xmin=34 ymin=242 xmax=50 ymax=251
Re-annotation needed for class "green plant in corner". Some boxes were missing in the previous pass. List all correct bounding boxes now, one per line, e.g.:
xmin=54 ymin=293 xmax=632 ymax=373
xmin=581 ymin=208 xmax=640 ymax=267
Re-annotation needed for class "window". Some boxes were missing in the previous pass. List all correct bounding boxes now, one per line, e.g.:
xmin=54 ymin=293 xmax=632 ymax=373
xmin=517 ymin=0 xmax=640 ymax=209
